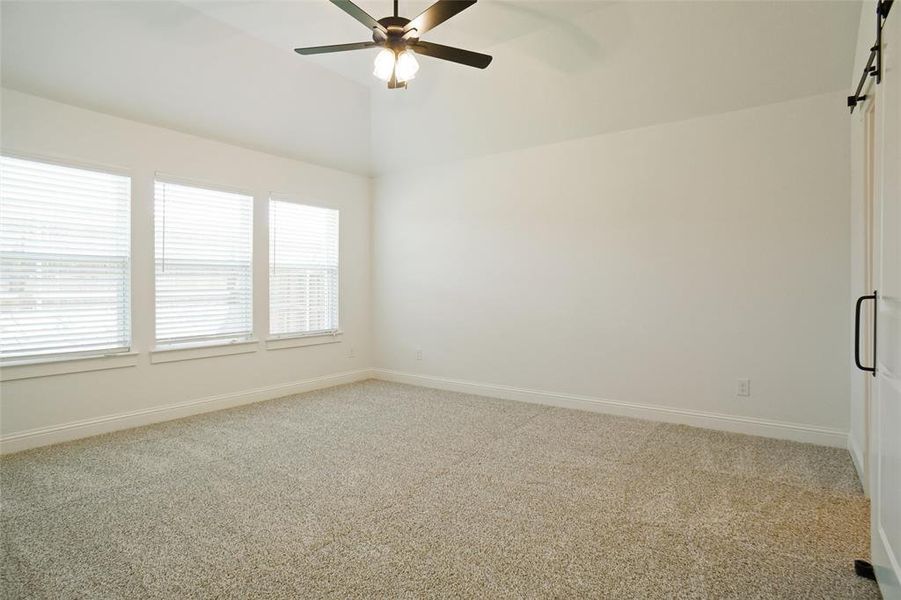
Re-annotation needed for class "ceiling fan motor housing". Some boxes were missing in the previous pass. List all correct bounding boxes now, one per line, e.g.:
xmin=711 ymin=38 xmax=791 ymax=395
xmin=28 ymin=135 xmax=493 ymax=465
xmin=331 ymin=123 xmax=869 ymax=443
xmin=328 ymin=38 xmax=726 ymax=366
xmin=374 ymin=16 xmax=416 ymax=50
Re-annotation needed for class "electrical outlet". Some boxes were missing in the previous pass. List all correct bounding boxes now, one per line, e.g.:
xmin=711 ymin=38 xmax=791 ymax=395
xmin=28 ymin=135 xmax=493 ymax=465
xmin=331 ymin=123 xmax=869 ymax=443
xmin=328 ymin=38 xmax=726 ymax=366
xmin=737 ymin=378 xmax=751 ymax=397
xmin=415 ymin=348 xmax=423 ymax=361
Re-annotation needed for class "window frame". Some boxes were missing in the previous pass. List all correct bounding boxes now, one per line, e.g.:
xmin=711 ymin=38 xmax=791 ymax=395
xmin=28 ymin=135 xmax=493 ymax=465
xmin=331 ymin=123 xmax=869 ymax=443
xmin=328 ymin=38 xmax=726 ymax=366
xmin=0 ymin=150 xmax=134 ymax=371
xmin=266 ymin=194 xmax=341 ymax=344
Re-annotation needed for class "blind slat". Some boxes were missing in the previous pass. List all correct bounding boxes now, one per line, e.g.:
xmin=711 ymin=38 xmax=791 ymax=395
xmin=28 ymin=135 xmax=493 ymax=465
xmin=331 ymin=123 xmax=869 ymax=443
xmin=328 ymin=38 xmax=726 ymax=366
xmin=269 ymin=199 xmax=339 ymax=337
xmin=155 ymin=181 xmax=253 ymax=344
xmin=0 ymin=155 xmax=131 ymax=360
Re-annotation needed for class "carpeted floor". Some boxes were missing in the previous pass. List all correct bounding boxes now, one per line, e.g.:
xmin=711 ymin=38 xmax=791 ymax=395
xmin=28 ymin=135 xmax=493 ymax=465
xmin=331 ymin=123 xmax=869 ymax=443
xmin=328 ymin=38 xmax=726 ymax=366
xmin=0 ymin=380 xmax=879 ymax=599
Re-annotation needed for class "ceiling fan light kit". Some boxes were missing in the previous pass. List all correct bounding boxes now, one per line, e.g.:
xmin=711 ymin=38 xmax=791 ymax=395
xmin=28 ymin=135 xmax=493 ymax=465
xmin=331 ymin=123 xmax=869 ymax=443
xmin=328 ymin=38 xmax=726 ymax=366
xmin=373 ymin=47 xmax=419 ymax=83
xmin=295 ymin=0 xmax=492 ymax=89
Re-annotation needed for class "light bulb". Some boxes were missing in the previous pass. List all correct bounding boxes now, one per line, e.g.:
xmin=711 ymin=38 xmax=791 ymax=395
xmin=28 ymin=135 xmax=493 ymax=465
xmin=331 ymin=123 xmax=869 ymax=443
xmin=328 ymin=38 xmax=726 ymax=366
xmin=395 ymin=50 xmax=419 ymax=82
xmin=373 ymin=48 xmax=396 ymax=82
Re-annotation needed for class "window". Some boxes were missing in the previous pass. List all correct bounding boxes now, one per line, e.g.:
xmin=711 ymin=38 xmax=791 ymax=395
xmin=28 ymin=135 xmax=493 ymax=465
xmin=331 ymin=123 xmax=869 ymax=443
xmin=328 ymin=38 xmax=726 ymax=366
xmin=269 ymin=198 xmax=339 ymax=337
xmin=154 ymin=180 xmax=252 ymax=346
xmin=0 ymin=155 xmax=131 ymax=361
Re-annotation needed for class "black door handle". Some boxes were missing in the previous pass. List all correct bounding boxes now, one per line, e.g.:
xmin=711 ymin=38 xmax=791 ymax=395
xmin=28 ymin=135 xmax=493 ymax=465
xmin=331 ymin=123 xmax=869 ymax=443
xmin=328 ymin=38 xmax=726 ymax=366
xmin=855 ymin=291 xmax=877 ymax=376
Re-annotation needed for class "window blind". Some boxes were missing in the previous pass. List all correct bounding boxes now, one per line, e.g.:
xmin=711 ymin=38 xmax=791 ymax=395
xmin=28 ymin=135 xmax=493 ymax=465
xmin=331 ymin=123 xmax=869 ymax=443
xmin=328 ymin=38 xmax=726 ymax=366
xmin=0 ymin=155 xmax=131 ymax=361
xmin=155 ymin=180 xmax=253 ymax=346
xmin=269 ymin=199 xmax=339 ymax=337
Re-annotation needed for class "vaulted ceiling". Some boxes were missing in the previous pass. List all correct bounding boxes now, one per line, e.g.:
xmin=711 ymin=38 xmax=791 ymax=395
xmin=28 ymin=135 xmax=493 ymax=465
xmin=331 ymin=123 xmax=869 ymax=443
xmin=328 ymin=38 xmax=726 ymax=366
xmin=1 ymin=1 xmax=861 ymax=176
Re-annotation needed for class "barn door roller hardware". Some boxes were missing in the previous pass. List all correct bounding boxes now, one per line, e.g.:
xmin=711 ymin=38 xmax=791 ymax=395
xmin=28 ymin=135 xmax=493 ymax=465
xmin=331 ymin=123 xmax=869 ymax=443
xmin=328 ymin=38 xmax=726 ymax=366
xmin=849 ymin=0 xmax=894 ymax=112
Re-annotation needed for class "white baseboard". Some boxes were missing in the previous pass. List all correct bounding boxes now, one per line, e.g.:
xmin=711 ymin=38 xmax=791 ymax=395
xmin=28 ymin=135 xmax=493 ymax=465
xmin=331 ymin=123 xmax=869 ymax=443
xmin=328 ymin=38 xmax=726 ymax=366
xmin=848 ymin=434 xmax=868 ymax=495
xmin=0 ymin=369 xmax=373 ymax=455
xmin=371 ymin=369 xmax=849 ymax=448
xmin=2 ymin=367 xmax=849 ymax=454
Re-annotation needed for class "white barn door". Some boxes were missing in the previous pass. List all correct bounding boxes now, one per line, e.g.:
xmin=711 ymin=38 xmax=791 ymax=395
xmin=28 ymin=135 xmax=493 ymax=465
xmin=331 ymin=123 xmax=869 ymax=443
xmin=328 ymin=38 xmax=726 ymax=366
xmin=869 ymin=5 xmax=901 ymax=598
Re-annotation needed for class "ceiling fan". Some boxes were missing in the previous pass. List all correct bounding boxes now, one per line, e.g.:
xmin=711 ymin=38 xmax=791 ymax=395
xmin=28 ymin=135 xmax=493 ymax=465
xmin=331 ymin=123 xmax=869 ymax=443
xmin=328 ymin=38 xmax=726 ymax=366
xmin=294 ymin=0 xmax=492 ymax=89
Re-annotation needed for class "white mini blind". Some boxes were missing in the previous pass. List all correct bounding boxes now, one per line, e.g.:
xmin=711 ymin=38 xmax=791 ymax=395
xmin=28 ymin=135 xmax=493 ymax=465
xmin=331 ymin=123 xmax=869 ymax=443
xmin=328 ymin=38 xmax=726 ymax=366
xmin=269 ymin=199 xmax=339 ymax=337
xmin=155 ymin=180 xmax=252 ymax=346
xmin=0 ymin=155 xmax=131 ymax=361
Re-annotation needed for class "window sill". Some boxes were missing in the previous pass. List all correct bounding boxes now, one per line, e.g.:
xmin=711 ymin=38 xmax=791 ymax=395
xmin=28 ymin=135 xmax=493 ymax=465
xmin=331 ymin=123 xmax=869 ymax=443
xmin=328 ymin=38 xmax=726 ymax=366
xmin=150 ymin=339 xmax=259 ymax=364
xmin=0 ymin=352 xmax=139 ymax=382
xmin=265 ymin=332 xmax=342 ymax=351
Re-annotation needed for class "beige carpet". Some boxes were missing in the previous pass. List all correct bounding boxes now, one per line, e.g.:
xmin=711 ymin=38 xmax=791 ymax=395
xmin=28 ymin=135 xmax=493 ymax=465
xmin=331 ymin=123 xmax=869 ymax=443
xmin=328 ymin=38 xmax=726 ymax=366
xmin=1 ymin=380 xmax=879 ymax=598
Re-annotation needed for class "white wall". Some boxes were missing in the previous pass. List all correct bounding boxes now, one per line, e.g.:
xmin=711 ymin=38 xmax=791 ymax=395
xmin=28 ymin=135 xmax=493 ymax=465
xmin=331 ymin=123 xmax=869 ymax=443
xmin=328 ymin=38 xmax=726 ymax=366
xmin=370 ymin=1 xmax=860 ymax=174
xmin=373 ymin=91 xmax=851 ymax=442
xmin=0 ymin=89 xmax=372 ymax=445
xmin=0 ymin=71 xmax=856 ymax=450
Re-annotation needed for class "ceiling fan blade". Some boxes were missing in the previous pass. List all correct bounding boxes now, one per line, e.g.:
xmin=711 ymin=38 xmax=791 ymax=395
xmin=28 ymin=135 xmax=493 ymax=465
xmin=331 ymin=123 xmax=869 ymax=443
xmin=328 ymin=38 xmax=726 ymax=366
xmin=411 ymin=41 xmax=492 ymax=69
xmin=294 ymin=41 xmax=377 ymax=55
xmin=404 ymin=0 xmax=477 ymax=36
xmin=329 ymin=0 xmax=387 ymax=34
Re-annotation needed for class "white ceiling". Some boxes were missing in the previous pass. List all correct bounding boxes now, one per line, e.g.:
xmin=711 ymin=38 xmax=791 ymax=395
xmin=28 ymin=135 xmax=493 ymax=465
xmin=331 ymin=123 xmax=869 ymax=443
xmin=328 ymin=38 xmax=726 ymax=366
xmin=0 ymin=1 xmax=374 ymax=174
xmin=370 ymin=0 xmax=863 ymax=173
xmin=183 ymin=1 xmax=604 ymax=86
xmin=1 ymin=1 xmax=862 ymax=176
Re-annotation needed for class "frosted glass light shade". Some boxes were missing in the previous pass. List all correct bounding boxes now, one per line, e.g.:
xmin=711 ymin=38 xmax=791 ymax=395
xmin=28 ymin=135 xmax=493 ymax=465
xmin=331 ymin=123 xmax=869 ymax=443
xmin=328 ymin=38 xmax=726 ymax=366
xmin=373 ymin=48 xmax=396 ymax=82
xmin=395 ymin=50 xmax=419 ymax=82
